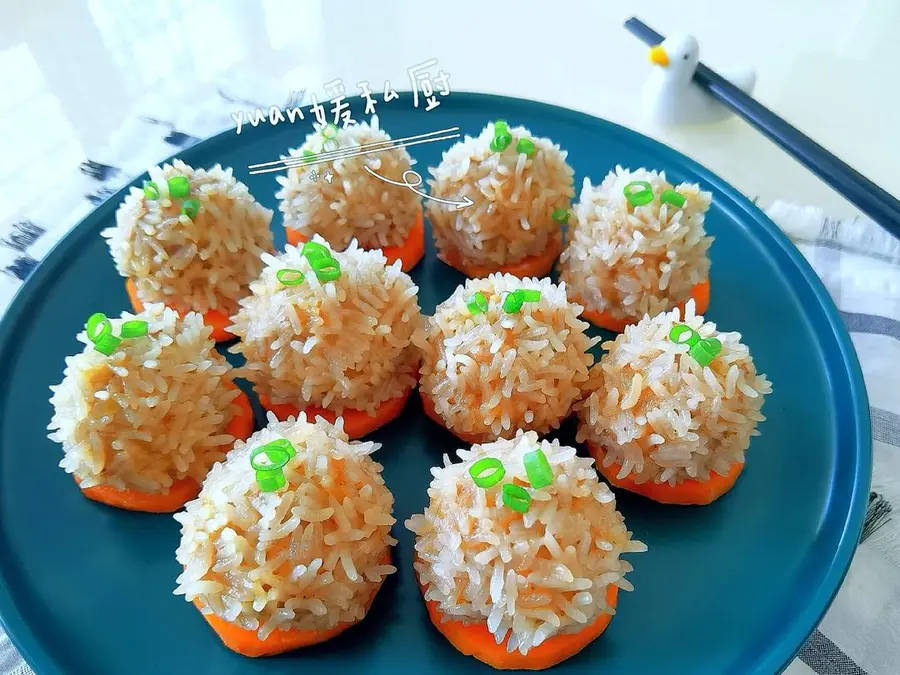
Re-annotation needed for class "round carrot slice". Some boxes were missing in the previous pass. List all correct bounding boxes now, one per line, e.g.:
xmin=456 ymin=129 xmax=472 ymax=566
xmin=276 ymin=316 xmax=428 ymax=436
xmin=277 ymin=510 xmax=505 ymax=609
xmin=439 ymin=233 xmax=562 ymax=279
xmin=575 ymin=280 xmax=711 ymax=333
xmin=258 ymin=386 xmax=412 ymax=439
xmin=75 ymin=387 xmax=255 ymax=512
xmin=420 ymin=581 xmax=618 ymax=670
xmin=585 ymin=440 xmax=743 ymax=505
xmin=285 ymin=207 xmax=425 ymax=272
xmin=420 ymin=390 xmax=489 ymax=444
xmin=126 ymin=278 xmax=236 ymax=343
xmin=193 ymin=549 xmax=390 ymax=656
xmin=195 ymin=600 xmax=357 ymax=657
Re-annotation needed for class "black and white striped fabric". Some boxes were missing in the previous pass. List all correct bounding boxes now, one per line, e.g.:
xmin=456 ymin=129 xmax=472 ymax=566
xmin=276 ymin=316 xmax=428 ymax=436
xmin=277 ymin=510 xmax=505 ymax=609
xmin=0 ymin=94 xmax=897 ymax=674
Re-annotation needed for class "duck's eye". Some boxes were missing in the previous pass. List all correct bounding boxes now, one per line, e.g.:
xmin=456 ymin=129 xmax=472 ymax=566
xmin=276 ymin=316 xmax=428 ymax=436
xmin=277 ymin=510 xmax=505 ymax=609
xmin=683 ymin=54 xmax=689 ymax=60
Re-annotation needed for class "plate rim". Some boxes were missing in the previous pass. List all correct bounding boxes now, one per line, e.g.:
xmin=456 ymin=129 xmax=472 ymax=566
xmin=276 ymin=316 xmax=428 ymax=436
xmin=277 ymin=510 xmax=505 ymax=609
xmin=0 ymin=91 xmax=872 ymax=675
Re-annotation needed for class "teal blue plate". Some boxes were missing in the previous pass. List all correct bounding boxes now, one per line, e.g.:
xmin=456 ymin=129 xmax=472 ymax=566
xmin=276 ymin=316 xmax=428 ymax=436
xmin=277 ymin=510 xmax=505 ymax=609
xmin=0 ymin=93 xmax=871 ymax=674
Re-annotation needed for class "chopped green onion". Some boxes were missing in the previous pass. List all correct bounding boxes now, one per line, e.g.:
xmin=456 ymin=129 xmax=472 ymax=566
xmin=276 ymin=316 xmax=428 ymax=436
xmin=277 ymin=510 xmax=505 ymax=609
xmin=92 ymin=333 xmax=122 ymax=356
xmin=181 ymin=199 xmax=200 ymax=219
xmin=494 ymin=120 xmax=508 ymax=134
xmin=322 ymin=123 xmax=339 ymax=139
xmin=311 ymin=256 xmax=341 ymax=282
xmin=255 ymin=470 xmax=287 ymax=492
xmin=502 ymin=291 xmax=524 ymax=313
xmin=302 ymin=241 xmax=331 ymax=262
xmin=302 ymin=149 xmax=316 ymax=159
xmin=167 ymin=176 xmax=190 ymax=198
xmin=659 ymin=189 xmax=686 ymax=208
xmin=552 ymin=208 xmax=570 ymax=224
xmin=469 ymin=457 xmax=506 ymax=489
xmin=516 ymin=138 xmax=536 ymax=157
xmin=490 ymin=132 xmax=512 ymax=152
xmin=262 ymin=438 xmax=297 ymax=458
xmin=523 ymin=448 xmax=553 ymax=489
xmin=669 ymin=324 xmax=701 ymax=347
xmin=689 ymin=337 xmax=723 ymax=367
xmin=120 ymin=320 xmax=148 ymax=338
xmin=86 ymin=312 xmax=113 ymax=341
xmin=623 ymin=180 xmax=654 ymax=207
xmin=502 ymin=483 xmax=532 ymax=513
xmin=520 ymin=289 xmax=541 ymax=303
xmin=467 ymin=291 xmax=489 ymax=316
xmin=143 ymin=181 xmax=159 ymax=200
xmin=276 ymin=268 xmax=305 ymax=286
xmin=250 ymin=440 xmax=296 ymax=492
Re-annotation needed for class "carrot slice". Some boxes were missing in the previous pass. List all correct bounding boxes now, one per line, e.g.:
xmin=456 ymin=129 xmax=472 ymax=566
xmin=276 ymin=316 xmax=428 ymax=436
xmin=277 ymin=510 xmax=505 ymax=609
xmin=126 ymin=278 xmax=235 ymax=343
xmin=285 ymin=207 xmax=425 ymax=272
xmin=193 ymin=549 xmax=391 ymax=656
xmin=575 ymin=280 xmax=711 ymax=333
xmin=258 ymin=386 xmax=412 ymax=439
xmin=420 ymin=390 xmax=489 ymax=444
xmin=195 ymin=600 xmax=356 ymax=657
xmin=420 ymin=580 xmax=618 ymax=670
xmin=585 ymin=440 xmax=743 ymax=505
xmin=439 ymin=234 xmax=562 ymax=280
xmin=75 ymin=388 xmax=255 ymax=512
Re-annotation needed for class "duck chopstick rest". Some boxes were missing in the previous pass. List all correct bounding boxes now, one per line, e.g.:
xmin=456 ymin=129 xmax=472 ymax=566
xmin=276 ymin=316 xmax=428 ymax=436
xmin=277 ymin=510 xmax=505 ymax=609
xmin=642 ymin=33 xmax=756 ymax=126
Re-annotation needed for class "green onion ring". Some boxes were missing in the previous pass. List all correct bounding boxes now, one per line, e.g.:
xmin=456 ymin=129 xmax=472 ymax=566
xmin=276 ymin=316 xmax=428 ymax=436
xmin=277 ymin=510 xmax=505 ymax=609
xmin=523 ymin=448 xmax=553 ymax=489
xmin=623 ymin=180 xmax=654 ymax=207
xmin=519 ymin=289 xmax=541 ymax=303
xmin=181 ymin=199 xmax=200 ymax=219
xmin=552 ymin=208 xmax=570 ymax=225
xmin=467 ymin=291 xmax=489 ymax=316
xmin=493 ymin=120 xmax=508 ymax=134
xmin=468 ymin=457 xmax=506 ymax=489
xmin=502 ymin=291 xmax=524 ymax=313
xmin=250 ymin=442 xmax=293 ymax=472
xmin=263 ymin=438 xmax=297 ymax=459
xmin=311 ymin=256 xmax=341 ymax=282
xmin=92 ymin=333 xmax=122 ymax=356
xmin=255 ymin=470 xmax=287 ymax=493
xmin=322 ymin=123 xmax=339 ymax=139
xmin=659 ymin=188 xmax=686 ymax=208
xmin=143 ymin=181 xmax=159 ymax=200
xmin=502 ymin=483 xmax=532 ymax=513
xmin=302 ymin=241 xmax=331 ymax=262
xmin=276 ymin=268 xmax=305 ymax=286
xmin=120 ymin=320 xmax=149 ymax=339
xmin=689 ymin=337 xmax=723 ymax=367
xmin=669 ymin=324 xmax=701 ymax=346
xmin=167 ymin=176 xmax=190 ymax=198
xmin=86 ymin=312 xmax=113 ymax=342
xmin=490 ymin=132 xmax=512 ymax=152
xmin=515 ymin=138 xmax=536 ymax=157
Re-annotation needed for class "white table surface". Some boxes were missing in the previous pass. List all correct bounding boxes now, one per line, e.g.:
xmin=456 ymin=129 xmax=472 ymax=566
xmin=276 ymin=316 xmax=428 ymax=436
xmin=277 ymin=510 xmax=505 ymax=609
xmin=2 ymin=0 xmax=899 ymax=226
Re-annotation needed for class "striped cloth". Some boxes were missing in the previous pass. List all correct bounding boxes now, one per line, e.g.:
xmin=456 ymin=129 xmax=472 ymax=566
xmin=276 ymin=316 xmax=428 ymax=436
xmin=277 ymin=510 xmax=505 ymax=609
xmin=0 ymin=93 xmax=898 ymax=673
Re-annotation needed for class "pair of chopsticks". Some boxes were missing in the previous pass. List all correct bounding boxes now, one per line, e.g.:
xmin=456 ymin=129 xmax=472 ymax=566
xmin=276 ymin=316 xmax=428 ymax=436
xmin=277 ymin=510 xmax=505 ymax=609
xmin=625 ymin=17 xmax=900 ymax=240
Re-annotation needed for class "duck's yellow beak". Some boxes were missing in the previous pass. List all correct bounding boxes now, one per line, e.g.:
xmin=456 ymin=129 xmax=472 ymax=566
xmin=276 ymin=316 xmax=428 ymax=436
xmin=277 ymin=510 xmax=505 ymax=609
xmin=649 ymin=45 xmax=669 ymax=67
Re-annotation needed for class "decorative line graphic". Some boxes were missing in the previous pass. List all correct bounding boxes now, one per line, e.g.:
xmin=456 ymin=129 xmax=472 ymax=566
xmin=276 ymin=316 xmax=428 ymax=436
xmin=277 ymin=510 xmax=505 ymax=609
xmin=247 ymin=127 xmax=460 ymax=176
xmin=363 ymin=166 xmax=473 ymax=210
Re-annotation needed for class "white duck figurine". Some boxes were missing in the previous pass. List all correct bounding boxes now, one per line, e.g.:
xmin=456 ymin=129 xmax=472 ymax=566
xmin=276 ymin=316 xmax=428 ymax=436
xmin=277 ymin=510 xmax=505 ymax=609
xmin=642 ymin=33 xmax=756 ymax=126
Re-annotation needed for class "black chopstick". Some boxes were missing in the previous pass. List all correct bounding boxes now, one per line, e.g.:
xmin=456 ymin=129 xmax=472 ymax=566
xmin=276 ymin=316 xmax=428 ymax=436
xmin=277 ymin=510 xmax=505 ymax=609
xmin=624 ymin=17 xmax=900 ymax=240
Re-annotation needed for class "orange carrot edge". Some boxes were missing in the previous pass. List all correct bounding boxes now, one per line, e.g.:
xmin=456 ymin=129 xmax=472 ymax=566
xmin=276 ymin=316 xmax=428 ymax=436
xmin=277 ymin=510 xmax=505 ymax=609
xmin=585 ymin=440 xmax=743 ymax=505
xmin=193 ymin=549 xmax=391 ymax=656
xmin=575 ymin=280 xmax=711 ymax=333
xmin=126 ymin=278 xmax=236 ymax=343
xmin=419 ymin=577 xmax=618 ymax=670
xmin=439 ymin=233 xmax=562 ymax=279
xmin=75 ymin=385 xmax=254 ymax=512
xmin=258 ymin=385 xmax=412 ymax=439
xmin=285 ymin=207 xmax=425 ymax=273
